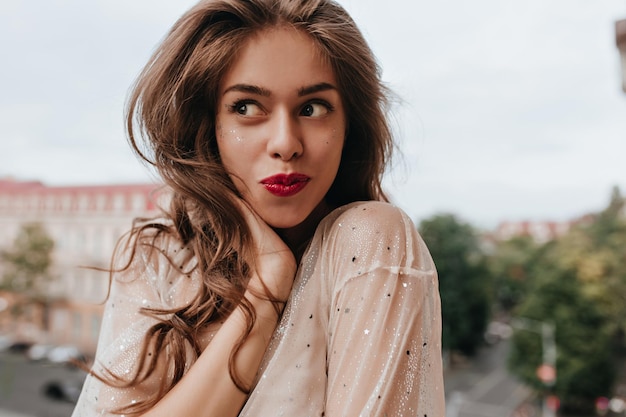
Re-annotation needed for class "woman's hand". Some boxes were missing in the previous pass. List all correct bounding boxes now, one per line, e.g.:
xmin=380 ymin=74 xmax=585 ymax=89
xmin=236 ymin=199 xmax=297 ymax=305
xmin=137 ymin=200 xmax=297 ymax=417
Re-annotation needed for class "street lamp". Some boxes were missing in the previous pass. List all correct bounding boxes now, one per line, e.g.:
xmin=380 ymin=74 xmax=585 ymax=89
xmin=511 ymin=317 xmax=557 ymax=417
xmin=617 ymin=19 xmax=626 ymax=92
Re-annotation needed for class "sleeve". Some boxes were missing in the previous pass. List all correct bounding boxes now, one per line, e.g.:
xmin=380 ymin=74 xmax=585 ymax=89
xmin=323 ymin=202 xmax=445 ymax=417
xmin=72 ymin=233 xmax=197 ymax=417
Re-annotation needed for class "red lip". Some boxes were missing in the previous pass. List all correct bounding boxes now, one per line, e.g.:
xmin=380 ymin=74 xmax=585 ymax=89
xmin=260 ymin=173 xmax=310 ymax=197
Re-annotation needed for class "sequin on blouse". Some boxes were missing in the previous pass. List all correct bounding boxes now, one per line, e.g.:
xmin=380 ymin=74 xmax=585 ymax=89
xmin=72 ymin=201 xmax=445 ymax=416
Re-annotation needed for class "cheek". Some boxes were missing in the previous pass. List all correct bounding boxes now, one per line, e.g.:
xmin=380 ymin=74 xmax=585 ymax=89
xmin=216 ymin=119 xmax=246 ymax=166
xmin=217 ymin=122 xmax=245 ymax=145
xmin=326 ymin=128 xmax=345 ymax=160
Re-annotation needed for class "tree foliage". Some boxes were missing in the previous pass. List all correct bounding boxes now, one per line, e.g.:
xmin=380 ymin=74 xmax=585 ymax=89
xmin=1 ymin=222 xmax=55 ymax=296
xmin=508 ymin=269 xmax=614 ymax=413
xmin=487 ymin=235 xmax=541 ymax=313
xmin=506 ymin=186 xmax=626 ymax=413
xmin=419 ymin=213 xmax=492 ymax=356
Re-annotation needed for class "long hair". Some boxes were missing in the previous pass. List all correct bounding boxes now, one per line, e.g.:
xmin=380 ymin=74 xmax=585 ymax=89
xmin=104 ymin=0 xmax=393 ymax=413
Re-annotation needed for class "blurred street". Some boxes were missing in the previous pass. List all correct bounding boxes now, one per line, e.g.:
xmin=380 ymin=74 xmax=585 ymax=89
xmin=444 ymin=340 xmax=535 ymax=417
xmin=0 ymin=351 xmax=79 ymax=417
xmin=0 ymin=338 xmax=536 ymax=417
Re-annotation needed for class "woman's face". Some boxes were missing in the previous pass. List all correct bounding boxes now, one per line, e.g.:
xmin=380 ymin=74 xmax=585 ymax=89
xmin=216 ymin=27 xmax=346 ymax=229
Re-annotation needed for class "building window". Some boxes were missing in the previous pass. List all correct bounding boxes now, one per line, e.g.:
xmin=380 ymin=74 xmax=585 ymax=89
xmin=113 ymin=194 xmax=125 ymax=212
xmin=78 ymin=194 xmax=90 ymax=211
xmin=72 ymin=268 xmax=84 ymax=297
xmin=76 ymin=230 xmax=86 ymax=253
xmin=61 ymin=195 xmax=72 ymax=210
xmin=92 ymin=227 xmax=102 ymax=259
xmin=90 ymin=272 xmax=108 ymax=302
xmin=91 ymin=314 xmax=101 ymax=343
xmin=131 ymin=193 xmax=145 ymax=211
xmin=72 ymin=312 xmax=82 ymax=341
xmin=28 ymin=194 xmax=38 ymax=211
xmin=96 ymin=194 xmax=107 ymax=211
xmin=52 ymin=309 xmax=69 ymax=342
xmin=45 ymin=195 xmax=55 ymax=210
xmin=65 ymin=269 xmax=75 ymax=294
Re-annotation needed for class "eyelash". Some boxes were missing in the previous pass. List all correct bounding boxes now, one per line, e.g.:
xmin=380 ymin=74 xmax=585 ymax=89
xmin=227 ymin=100 xmax=257 ymax=115
xmin=303 ymin=100 xmax=334 ymax=115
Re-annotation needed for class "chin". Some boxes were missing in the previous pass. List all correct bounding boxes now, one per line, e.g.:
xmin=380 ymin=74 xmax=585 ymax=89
xmin=262 ymin=208 xmax=313 ymax=229
xmin=257 ymin=199 xmax=329 ymax=231
xmin=265 ymin=216 xmax=306 ymax=230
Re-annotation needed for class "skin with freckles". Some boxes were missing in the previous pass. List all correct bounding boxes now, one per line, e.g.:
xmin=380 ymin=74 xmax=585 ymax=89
xmin=216 ymin=27 xmax=346 ymax=252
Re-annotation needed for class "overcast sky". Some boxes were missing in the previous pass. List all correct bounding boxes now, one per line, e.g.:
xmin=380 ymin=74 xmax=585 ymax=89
xmin=1 ymin=0 xmax=625 ymax=229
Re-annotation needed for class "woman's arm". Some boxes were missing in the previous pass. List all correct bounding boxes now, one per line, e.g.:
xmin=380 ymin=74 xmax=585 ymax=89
xmin=141 ymin=284 xmax=283 ymax=417
xmin=323 ymin=202 xmax=445 ymax=416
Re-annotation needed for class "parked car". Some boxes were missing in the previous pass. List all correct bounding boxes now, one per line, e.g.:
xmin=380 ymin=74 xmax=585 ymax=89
xmin=0 ymin=334 xmax=12 ymax=351
xmin=27 ymin=343 xmax=55 ymax=361
xmin=47 ymin=345 xmax=85 ymax=365
xmin=8 ymin=340 xmax=33 ymax=354
xmin=43 ymin=372 xmax=86 ymax=403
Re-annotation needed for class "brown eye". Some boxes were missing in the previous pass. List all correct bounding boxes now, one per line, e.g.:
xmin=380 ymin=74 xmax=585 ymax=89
xmin=235 ymin=103 xmax=248 ymax=114
xmin=301 ymin=104 xmax=315 ymax=116
xmin=300 ymin=102 xmax=331 ymax=117
xmin=229 ymin=100 xmax=264 ymax=117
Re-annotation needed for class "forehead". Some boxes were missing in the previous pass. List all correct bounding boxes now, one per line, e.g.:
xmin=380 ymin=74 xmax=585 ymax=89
xmin=219 ymin=26 xmax=337 ymax=93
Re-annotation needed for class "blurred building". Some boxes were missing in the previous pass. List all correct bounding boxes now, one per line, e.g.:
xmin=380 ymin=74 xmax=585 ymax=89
xmin=0 ymin=178 xmax=165 ymax=355
xmin=489 ymin=203 xmax=626 ymax=245
xmin=492 ymin=219 xmax=574 ymax=244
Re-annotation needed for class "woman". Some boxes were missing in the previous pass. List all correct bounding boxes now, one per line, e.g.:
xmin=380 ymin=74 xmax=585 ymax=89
xmin=72 ymin=0 xmax=445 ymax=416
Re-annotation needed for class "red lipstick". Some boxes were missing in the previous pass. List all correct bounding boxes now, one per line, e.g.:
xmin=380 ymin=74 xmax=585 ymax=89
xmin=261 ymin=173 xmax=310 ymax=197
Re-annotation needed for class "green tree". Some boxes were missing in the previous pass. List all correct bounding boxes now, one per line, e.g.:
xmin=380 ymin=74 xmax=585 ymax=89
xmin=488 ymin=235 xmax=541 ymax=314
xmin=1 ymin=222 xmax=55 ymax=296
xmin=419 ymin=214 xmax=492 ymax=356
xmin=508 ymin=187 xmax=626 ymax=413
xmin=1 ymin=222 xmax=56 ymax=331
xmin=508 ymin=269 xmax=614 ymax=414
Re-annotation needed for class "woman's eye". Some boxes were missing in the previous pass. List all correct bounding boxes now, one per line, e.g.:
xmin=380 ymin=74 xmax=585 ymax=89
xmin=301 ymin=102 xmax=331 ymax=117
xmin=229 ymin=101 xmax=264 ymax=116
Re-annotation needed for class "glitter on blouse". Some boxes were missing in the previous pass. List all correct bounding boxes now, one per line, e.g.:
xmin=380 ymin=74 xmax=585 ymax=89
xmin=72 ymin=201 xmax=445 ymax=416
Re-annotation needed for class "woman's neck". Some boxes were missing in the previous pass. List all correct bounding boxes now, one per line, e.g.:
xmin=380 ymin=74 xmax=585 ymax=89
xmin=273 ymin=200 xmax=335 ymax=263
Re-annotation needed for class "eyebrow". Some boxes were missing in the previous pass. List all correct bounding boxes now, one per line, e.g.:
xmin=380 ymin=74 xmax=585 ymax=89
xmin=297 ymin=82 xmax=337 ymax=96
xmin=222 ymin=82 xmax=337 ymax=97
xmin=223 ymin=84 xmax=271 ymax=97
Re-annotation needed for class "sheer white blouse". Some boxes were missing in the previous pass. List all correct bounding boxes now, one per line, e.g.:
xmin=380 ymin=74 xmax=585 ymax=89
xmin=72 ymin=201 xmax=445 ymax=416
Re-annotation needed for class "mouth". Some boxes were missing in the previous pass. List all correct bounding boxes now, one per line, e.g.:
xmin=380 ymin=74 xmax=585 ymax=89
xmin=260 ymin=173 xmax=310 ymax=197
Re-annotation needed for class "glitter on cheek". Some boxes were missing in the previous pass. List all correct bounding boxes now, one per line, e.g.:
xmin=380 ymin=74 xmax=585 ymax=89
xmin=225 ymin=128 xmax=245 ymax=143
xmin=218 ymin=123 xmax=246 ymax=144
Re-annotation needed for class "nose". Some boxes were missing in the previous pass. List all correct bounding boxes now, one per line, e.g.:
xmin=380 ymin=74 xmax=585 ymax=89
xmin=267 ymin=109 xmax=303 ymax=161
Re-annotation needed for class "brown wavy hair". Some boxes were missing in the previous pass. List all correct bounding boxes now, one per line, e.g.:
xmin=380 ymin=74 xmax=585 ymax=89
xmin=100 ymin=0 xmax=394 ymax=414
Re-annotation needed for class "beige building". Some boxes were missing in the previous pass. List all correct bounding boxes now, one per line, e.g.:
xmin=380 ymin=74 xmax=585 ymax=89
xmin=0 ymin=178 xmax=165 ymax=356
xmin=492 ymin=219 xmax=573 ymax=244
